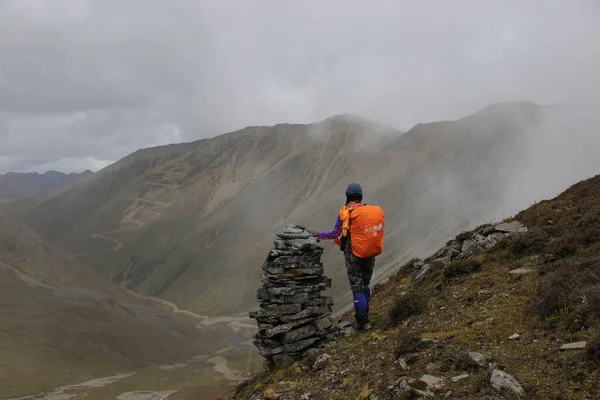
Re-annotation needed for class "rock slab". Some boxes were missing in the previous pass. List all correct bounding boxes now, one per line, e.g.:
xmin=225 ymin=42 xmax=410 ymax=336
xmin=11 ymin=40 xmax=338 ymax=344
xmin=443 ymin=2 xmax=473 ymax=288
xmin=467 ymin=351 xmax=488 ymax=367
xmin=490 ymin=369 xmax=524 ymax=395
xmin=560 ymin=341 xmax=587 ymax=350
xmin=451 ymin=374 xmax=469 ymax=383
xmin=419 ymin=375 xmax=444 ymax=389
xmin=509 ymin=333 xmax=521 ymax=340
xmin=509 ymin=268 xmax=534 ymax=275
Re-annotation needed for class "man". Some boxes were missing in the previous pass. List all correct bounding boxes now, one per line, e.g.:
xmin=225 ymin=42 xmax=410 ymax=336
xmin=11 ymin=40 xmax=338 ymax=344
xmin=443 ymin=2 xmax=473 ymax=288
xmin=311 ymin=183 xmax=384 ymax=331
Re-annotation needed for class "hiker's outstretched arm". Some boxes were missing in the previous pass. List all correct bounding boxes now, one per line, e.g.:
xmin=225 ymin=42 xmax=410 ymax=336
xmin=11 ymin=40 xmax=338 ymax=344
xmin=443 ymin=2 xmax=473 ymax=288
xmin=317 ymin=216 xmax=342 ymax=240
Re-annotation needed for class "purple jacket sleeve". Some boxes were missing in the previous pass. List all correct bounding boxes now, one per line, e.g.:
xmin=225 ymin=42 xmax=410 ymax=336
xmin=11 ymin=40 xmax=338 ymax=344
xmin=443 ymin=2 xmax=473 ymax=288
xmin=317 ymin=215 xmax=342 ymax=240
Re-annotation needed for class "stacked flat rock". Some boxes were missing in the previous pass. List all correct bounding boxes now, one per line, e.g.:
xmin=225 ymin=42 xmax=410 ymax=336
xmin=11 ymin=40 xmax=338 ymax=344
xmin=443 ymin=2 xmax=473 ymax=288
xmin=250 ymin=224 xmax=336 ymax=368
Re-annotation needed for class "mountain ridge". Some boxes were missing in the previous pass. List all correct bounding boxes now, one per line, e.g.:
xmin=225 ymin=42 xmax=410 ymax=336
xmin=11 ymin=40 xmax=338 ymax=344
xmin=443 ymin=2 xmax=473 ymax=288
xmin=0 ymin=169 xmax=93 ymax=199
xmin=0 ymin=101 xmax=556 ymax=317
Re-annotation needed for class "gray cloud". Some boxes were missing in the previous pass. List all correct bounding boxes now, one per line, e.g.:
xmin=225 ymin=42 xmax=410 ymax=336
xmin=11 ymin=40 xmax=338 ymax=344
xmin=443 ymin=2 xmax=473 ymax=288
xmin=0 ymin=0 xmax=599 ymax=173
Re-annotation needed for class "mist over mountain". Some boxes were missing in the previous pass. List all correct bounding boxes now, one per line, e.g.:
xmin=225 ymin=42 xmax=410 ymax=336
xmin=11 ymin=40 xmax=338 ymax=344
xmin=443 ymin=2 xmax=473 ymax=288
xmin=5 ymin=101 xmax=599 ymax=318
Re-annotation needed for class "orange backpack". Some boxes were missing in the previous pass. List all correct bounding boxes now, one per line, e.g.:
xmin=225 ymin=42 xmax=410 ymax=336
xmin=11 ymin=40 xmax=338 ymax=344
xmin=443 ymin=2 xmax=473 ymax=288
xmin=340 ymin=204 xmax=385 ymax=258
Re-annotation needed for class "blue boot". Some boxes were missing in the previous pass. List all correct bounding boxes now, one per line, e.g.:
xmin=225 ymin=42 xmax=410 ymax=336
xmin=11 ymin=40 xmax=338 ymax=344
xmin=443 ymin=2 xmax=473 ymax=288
xmin=353 ymin=291 xmax=369 ymax=327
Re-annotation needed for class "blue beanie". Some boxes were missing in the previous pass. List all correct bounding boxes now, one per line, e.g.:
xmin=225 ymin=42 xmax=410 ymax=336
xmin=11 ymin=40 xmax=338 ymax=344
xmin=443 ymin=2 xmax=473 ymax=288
xmin=345 ymin=182 xmax=363 ymax=196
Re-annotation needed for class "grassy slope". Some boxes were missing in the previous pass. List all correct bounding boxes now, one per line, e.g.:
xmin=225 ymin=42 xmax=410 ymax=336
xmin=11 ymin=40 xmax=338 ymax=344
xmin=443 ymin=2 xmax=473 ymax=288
xmin=221 ymin=174 xmax=600 ymax=400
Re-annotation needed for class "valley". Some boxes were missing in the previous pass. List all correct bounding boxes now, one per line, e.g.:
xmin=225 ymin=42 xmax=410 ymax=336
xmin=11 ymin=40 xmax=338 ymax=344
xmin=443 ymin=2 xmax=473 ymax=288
xmin=8 ymin=319 xmax=259 ymax=400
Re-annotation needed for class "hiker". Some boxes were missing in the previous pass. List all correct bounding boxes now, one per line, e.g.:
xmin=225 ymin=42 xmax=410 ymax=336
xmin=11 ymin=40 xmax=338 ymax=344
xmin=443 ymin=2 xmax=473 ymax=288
xmin=310 ymin=183 xmax=384 ymax=331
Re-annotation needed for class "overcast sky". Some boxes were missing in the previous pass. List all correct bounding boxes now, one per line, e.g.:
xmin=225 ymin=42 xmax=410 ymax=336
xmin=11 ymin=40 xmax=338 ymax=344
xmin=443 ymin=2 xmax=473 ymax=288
xmin=0 ymin=0 xmax=598 ymax=173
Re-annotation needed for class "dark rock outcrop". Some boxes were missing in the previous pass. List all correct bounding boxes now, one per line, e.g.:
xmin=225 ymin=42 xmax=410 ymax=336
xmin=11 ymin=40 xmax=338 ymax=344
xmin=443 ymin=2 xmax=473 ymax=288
xmin=250 ymin=224 xmax=336 ymax=368
xmin=413 ymin=220 xmax=527 ymax=282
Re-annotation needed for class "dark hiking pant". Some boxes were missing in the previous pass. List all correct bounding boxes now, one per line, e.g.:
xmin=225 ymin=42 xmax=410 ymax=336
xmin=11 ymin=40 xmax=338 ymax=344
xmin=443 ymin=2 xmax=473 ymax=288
xmin=344 ymin=248 xmax=375 ymax=325
xmin=344 ymin=250 xmax=375 ymax=292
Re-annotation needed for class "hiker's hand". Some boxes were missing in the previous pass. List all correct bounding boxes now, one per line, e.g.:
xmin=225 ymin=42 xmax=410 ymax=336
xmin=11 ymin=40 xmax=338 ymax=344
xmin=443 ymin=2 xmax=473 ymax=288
xmin=306 ymin=229 xmax=318 ymax=237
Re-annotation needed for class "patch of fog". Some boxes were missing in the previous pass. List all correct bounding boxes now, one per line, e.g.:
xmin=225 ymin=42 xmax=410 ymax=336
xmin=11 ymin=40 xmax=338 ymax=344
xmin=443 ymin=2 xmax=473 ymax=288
xmin=307 ymin=114 xmax=403 ymax=154
xmin=492 ymin=102 xmax=600 ymax=219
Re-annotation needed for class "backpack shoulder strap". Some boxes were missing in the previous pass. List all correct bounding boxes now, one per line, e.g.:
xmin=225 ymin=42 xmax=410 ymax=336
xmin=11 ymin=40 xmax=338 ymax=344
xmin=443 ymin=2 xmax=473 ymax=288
xmin=339 ymin=206 xmax=351 ymax=237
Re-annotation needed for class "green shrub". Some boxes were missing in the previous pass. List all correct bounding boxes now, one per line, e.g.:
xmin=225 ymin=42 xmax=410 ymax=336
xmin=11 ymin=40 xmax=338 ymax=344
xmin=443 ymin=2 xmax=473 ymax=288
xmin=532 ymin=254 xmax=600 ymax=331
xmin=586 ymin=339 xmax=600 ymax=364
xmin=394 ymin=331 xmax=426 ymax=358
xmin=388 ymin=293 xmax=426 ymax=328
xmin=440 ymin=347 xmax=482 ymax=372
xmin=443 ymin=259 xmax=482 ymax=278
xmin=509 ymin=231 xmax=549 ymax=255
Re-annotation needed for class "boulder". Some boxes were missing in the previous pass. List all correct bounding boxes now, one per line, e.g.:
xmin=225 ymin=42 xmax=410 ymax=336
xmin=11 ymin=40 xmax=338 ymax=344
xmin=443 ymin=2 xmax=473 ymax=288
xmin=435 ymin=247 xmax=449 ymax=258
xmin=473 ymin=233 xmax=487 ymax=244
xmin=494 ymin=221 xmax=527 ymax=233
xmin=312 ymin=353 xmax=331 ymax=371
xmin=461 ymin=239 xmax=476 ymax=254
xmin=490 ymin=369 xmax=524 ymax=395
xmin=467 ymin=351 xmax=488 ymax=367
xmin=419 ymin=375 xmax=444 ymax=389
xmin=489 ymin=232 xmax=507 ymax=242
xmin=414 ymin=264 xmax=431 ymax=283
xmin=435 ymin=253 xmax=453 ymax=266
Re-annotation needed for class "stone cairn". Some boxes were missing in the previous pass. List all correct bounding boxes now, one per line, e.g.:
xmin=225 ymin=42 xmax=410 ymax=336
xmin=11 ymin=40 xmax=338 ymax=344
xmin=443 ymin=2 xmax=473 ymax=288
xmin=250 ymin=224 xmax=337 ymax=368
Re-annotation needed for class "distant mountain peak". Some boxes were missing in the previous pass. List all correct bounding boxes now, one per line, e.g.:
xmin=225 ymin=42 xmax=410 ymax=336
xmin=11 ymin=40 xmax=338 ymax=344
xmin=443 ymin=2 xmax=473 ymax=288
xmin=316 ymin=113 xmax=402 ymax=136
xmin=0 ymin=170 xmax=92 ymax=199
xmin=320 ymin=113 xmax=380 ymax=125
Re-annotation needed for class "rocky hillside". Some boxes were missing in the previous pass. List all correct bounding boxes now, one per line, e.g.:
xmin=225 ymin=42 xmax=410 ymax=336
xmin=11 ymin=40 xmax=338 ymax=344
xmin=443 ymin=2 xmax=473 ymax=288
xmin=1 ymin=102 xmax=552 ymax=316
xmin=221 ymin=174 xmax=600 ymax=400
xmin=0 ymin=169 xmax=92 ymax=198
xmin=0 ymin=215 xmax=214 ymax=398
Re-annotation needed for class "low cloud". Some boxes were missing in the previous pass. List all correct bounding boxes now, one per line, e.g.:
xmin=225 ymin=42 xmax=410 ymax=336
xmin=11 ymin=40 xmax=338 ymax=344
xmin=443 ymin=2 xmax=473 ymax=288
xmin=0 ymin=0 xmax=599 ymax=173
